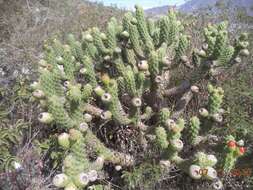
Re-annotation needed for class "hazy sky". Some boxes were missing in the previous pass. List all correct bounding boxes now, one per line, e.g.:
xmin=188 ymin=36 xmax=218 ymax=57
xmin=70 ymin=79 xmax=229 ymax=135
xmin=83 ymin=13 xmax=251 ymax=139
xmin=88 ymin=0 xmax=186 ymax=9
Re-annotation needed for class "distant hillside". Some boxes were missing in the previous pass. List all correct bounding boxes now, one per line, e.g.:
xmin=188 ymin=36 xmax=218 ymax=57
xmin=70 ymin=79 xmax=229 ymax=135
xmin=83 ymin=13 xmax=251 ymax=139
xmin=180 ymin=0 xmax=253 ymax=16
xmin=145 ymin=5 xmax=171 ymax=16
xmin=145 ymin=0 xmax=253 ymax=16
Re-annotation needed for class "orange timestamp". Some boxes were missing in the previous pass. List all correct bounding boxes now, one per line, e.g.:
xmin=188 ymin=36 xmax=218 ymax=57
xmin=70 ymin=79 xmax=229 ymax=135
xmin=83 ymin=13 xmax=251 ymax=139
xmin=196 ymin=168 xmax=252 ymax=177
xmin=216 ymin=168 xmax=252 ymax=177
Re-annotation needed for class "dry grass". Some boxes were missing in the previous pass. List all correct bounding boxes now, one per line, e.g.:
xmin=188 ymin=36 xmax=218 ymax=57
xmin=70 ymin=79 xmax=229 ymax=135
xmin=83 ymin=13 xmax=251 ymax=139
xmin=0 ymin=0 xmax=124 ymax=189
xmin=0 ymin=0 xmax=124 ymax=85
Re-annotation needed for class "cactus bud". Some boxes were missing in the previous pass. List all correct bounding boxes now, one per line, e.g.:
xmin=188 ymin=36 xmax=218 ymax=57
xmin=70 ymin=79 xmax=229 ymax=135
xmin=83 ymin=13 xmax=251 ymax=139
xmin=138 ymin=60 xmax=149 ymax=71
xmin=237 ymin=147 xmax=246 ymax=156
xmin=159 ymin=160 xmax=171 ymax=169
xmin=240 ymin=49 xmax=249 ymax=57
xmin=114 ymin=47 xmax=122 ymax=54
xmin=237 ymin=140 xmax=244 ymax=146
xmin=84 ymin=113 xmax=92 ymax=123
xmin=115 ymin=165 xmax=122 ymax=171
xmin=94 ymin=86 xmax=105 ymax=97
xmin=94 ymin=156 xmax=104 ymax=170
xmin=204 ymin=167 xmax=217 ymax=180
xmin=64 ymin=81 xmax=70 ymax=88
xmin=53 ymin=173 xmax=68 ymax=187
xmin=191 ymin=85 xmax=199 ymax=93
xmin=121 ymin=31 xmax=129 ymax=38
xmin=75 ymin=173 xmax=89 ymax=187
xmin=101 ymin=93 xmax=112 ymax=103
xmin=79 ymin=122 xmax=89 ymax=132
xmin=33 ymin=89 xmax=45 ymax=99
xmin=100 ymin=33 xmax=107 ymax=40
xmin=234 ymin=57 xmax=241 ymax=63
xmin=155 ymin=75 xmax=163 ymax=83
xmin=202 ymin=43 xmax=208 ymax=50
xmin=212 ymin=179 xmax=223 ymax=190
xmin=239 ymin=41 xmax=249 ymax=48
xmin=207 ymin=155 xmax=218 ymax=166
xmin=170 ymin=139 xmax=184 ymax=151
xmin=103 ymin=55 xmax=111 ymax=61
xmin=189 ymin=165 xmax=202 ymax=179
xmin=180 ymin=55 xmax=188 ymax=63
xmin=56 ymin=56 xmax=64 ymax=64
xmin=165 ymin=119 xmax=176 ymax=129
xmin=83 ymin=34 xmax=93 ymax=42
xmin=38 ymin=112 xmax=53 ymax=124
xmin=100 ymin=110 xmax=112 ymax=120
xmin=87 ymin=170 xmax=98 ymax=182
xmin=131 ymin=97 xmax=142 ymax=107
xmin=58 ymin=133 xmax=70 ymax=149
xmin=212 ymin=113 xmax=223 ymax=123
xmin=30 ymin=81 xmax=39 ymax=90
xmin=80 ymin=68 xmax=87 ymax=74
xmin=196 ymin=49 xmax=206 ymax=57
xmin=199 ymin=108 xmax=209 ymax=117
xmin=227 ymin=140 xmax=236 ymax=150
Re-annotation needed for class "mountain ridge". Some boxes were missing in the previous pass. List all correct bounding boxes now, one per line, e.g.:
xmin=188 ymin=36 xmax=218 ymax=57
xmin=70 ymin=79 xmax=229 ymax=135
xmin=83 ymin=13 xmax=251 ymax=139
xmin=145 ymin=0 xmax=253 ymax=16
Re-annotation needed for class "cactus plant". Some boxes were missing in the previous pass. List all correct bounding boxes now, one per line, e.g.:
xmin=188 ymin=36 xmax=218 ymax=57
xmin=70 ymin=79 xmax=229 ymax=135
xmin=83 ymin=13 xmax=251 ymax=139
xmin=31 ymin=5 xmax=249 ymax=189
xmin=221 ymin=135 xmax=246 ymax=173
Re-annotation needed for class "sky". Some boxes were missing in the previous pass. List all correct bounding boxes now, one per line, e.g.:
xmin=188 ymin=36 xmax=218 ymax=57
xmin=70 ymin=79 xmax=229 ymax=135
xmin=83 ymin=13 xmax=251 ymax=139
xmin=88 ymin=0 xmax=187 ymax=10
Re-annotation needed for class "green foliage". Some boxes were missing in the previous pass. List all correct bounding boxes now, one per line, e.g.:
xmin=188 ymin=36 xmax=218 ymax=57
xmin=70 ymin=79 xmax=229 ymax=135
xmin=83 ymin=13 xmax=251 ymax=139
xmin=222 ymin=64 xmax=253 ymax=139
xmin=34 ymin=136 xmax=65 ymax=170
xmin=0 ymin=78 xmax=30 ymax=172
xmin=0 ymin=119 xmax=28 ymax=171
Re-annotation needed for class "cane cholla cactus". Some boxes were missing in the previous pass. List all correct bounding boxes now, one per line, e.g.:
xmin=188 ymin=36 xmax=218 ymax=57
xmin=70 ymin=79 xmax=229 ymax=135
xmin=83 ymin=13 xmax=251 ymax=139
xmin=189 ymin=116 xmax=201 ymax=145
xmin=221 ymin=135 xmax=246 ymax=173
xmin=31 ymin=5 xmax=249 ymax=189
xmin=193 ymin=21 xmax=249 ymax=72
xmin=53 ymin=129 xmax=104 ymax=189
xmin=198 ymin=84 xmax=224 ymax=123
